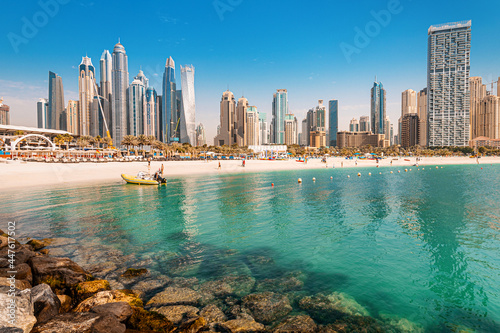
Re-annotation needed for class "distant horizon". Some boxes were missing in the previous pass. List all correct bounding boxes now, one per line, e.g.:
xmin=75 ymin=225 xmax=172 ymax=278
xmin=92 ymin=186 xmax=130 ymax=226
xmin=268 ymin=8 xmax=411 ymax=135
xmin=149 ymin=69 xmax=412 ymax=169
xmin=2 ymin=1 xmax=499 ymax=143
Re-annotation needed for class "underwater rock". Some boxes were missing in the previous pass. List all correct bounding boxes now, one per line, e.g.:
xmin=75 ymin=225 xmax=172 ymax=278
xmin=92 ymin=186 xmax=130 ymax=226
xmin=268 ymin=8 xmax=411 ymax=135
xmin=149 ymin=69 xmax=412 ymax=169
xmin=132 ymin=275 xmax=172 ymax=300
xmin=149 ymin=305 xmax=199 ymax=324
xmin=222 ymin=275 xmax=256 ymax=297
xmin=219 ymin=318 xmax=265 ymax=333
xmin=318 ymin=315 xmax=386 ymax=333
xmin=126 ymin=306 xmax=175 ymax=332
xmin=170 ymin=276 xmax=199 ymax=289
xmin=200 ymin=304 xmax=227 ymax=324
xmin=146 ymin=287 xmax=202 ymax=308
xmin=299 ymin=292 xmax=369 ymax=324
xmin=255 ymin=272 xmax=304 ymax=294
xmin=27 ymin=238 xmax=52 ymax=251
xmin=242 ymin=292 xmax=292 ymax=325
xmin=379 ymin=313 xmax=425 ymax=333
xmin=273 ymin=315 xmax=317 ymax=333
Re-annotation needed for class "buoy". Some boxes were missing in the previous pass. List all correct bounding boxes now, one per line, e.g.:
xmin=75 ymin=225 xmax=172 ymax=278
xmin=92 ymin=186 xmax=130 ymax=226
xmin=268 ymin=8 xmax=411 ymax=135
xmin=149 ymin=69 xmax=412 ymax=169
xmin=330 ymin=176 xmax=333 ymax=180
xmin=390 ymin=171 xmax=393 ymax=174
xmin=398 ymin=170 xmax=401 ymax=173
xmin=436 ymin=166 xmax=438 ymax=169
xmin=481 ymin=167 xmax=483 ymax=170
xmin=298 ymin=178 xmax=302 ymax=183
xmin=271 ymin=183 xmax=274 ymax=187
xmin=312 ymin=177 xmax=316 ymax=182
xmin=368 ymin=172 xmax=371 ymax=176
xmin=379 ymin=172 xmax=382 ymax=174
xmin=405 ymin=169 xmax=408 ymax=172
xmin=347 ymin=175 xmax=350 ymax=178
xmin=410 ymin=169 xmax=412 ymax=171
xmin=422 ymin=168 xmax=425 ymax=170
xmin=357 ymin=173 xmax=361 ymax=177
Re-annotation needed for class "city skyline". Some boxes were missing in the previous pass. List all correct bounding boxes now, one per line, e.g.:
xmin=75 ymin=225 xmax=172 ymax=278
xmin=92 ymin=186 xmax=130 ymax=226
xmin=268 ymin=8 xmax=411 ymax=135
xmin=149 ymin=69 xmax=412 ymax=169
xmin=2 ymin=1 xmax=500 ymax=143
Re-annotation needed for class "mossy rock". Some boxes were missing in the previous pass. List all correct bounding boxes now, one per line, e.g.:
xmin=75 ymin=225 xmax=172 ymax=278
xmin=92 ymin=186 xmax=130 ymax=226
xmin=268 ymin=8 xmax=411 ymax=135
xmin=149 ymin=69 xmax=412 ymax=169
xmin=74 ymin=279 xmax=111 ymax=302
xmin=119 ymin=289 xmax=144 ymax=308
xmin=74 ymin=289 xmax=144 ymax=312
xmin=127 ymin=306 xmax=175 ymax=332
xmin=121 ymin=268 xmax=148 ymax=278
xmin=27 ymin=238 xmax=51 ymax=251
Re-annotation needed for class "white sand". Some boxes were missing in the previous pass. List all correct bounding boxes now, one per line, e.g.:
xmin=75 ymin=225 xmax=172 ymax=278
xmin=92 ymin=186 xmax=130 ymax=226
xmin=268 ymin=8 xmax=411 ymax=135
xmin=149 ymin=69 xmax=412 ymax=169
xmin=0 ymin=156 xmax=498 ymax=190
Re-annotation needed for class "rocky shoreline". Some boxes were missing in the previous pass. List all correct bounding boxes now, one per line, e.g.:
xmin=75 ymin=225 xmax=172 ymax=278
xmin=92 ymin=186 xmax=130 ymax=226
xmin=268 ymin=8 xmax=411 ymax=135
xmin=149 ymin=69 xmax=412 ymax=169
xmin=0 ymin=231 xmax=423 ymax=333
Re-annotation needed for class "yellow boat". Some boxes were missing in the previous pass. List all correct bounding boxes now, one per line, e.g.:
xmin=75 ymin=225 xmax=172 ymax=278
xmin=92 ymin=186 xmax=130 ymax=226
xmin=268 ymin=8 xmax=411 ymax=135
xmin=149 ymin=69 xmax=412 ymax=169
xmin=121 ymin=172 xmax=166 ymax=185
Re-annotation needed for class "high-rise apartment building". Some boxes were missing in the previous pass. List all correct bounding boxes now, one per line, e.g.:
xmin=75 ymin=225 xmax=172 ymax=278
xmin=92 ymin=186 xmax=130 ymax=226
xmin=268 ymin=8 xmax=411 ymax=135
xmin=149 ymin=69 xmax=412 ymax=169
xmin=134 ymin=70 xmax=149 ymax=88
xmin=180 ymin=65 xmax=196 ymax=145
xmin=67 ymin=100 xmax=79 ymax=134
xmin=359 ymin=116 xmax=370 ymax=132
xmin=469 ymin=77 xmax=487 ymax=140
xmin=163 ymin=57 xmax=178 ymax=143
xmin=236 ymin=97 xmax=248 ymax=146
xmin=145 ymin=87 xmax=157 ymax=137
xmin=195 ymin=123 xmax=206 ymax=147
xmin=0 ymin=99 xmax=10 ymax=125
xmin=111 ymin=42 xmax=129 ymax=147
xmin=401 ymin=114 xmax=419 ymax=148
xmin=349 ymin=118 xmax=359 ymax=132
xmin=78 ymin=56 xmax=96 ymax=136
xmin=155 ymin=95 xmax=162 ymax=140
xmin=128 ymin=77 xmax=146 ymax=137
xmin=37 ymin=98 xmax=49 ymax=129
xmin=417 ymin=88 xmax=428 ymax=146
xmin=272 ymin=89 xmax=288 ymax=144
xmin=477 ymin=95 xmax=500 ymax=139
xmin=309 ymin=100 xmax=326 ymax=148
xmin=328 ymin=100 xmax=338 ymax=147
xmin=48 ymin=71 xmax=65 ymax=130
xmin=214 ymin=90 xmax=236 ymax=146
xmin=428 ymin=21 xmax=471 ymax=146
xmin=284 ymin=114 xmax=298 ymax=145
xmin=371 ymin=80 xmax=386 ymax=135
xmin=259 ymin=113 xmax=268 ymax=145
xmin=99 ymin=50 xmax=112 ymax=137
xmin=246 ymin=106 xmax=260 ymax=146
xmin=401 ymin=89 xmax=417 ymax=116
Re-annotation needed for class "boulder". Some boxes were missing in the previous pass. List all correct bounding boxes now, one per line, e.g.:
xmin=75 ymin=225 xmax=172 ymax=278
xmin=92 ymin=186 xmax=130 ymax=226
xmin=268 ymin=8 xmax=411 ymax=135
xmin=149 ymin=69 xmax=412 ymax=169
xmin=0 ymin=245 xmax=35 ymax=265
xmin=0 ymin=286 xmax=36 ymax=333
xmin=74 ymin=279 xmax=111 ymax=303
xmin=0 ymin=263 xmax=32 ymax=284
xmin=298 ymin=294 xmax=344 ymax=324
xmin=273 ymin=315 xmax=317 ymax=333
xmin=121 ymin=268 xmax=148 ymax=278
xmin=200 ymin=304 xmax=227 ymax=324
xmin=0 ymin=236 xmax=8 ymax=249
xmin=223 ymin=275 xmax=256 ymax=297
xmin=326 ymin=292 xmax=369 ymax=317
xmin=0 ymin=277 xmax=31 ymax=290
xmin=178 ymin=316 xmax=207 ymax=333
xmin=150 ymin=305 xmax=199 ymax=324
xmin=26 ymin=239 xmax=51 ymax=251
xmin=0 ymin=258 xmax=9 ymax=268
xmin=255 ymin=274 xmax=304 ymax=294
xmin=91 ymin=314 xmax=126 ymax=333
xmin=242 ymin=292 xmax=292 ymax=324
xmin=220 ymin=318 xmax=266 ymax=333
xmin=75 ymin=289 xmax=143 ymax=312
xmin=31 ymin=283 xmax=61 ymax=324
xmin=170 ymin=276 xmax=199 ymax=289
xmin=28 ymin=256 xmax=92 ymax=294
xmin=228 ymin=305 xmax=254 ymax=321
xmin=31 ymin=312 xmax=99 ymax=333
xmin=57 ymin=294 xmax=72 ymax=313
xmin=146 ymin=287 xmax=201 ymax=308
xmin=91 ymin=301 xmax=133 ymax=322
xmin=126 ymin=306 xmax=175 ymax=332
xmin=318 ymin=315 xmax=386 ymax=333
xmin=0 ymin=328 xmax=23 ymax=333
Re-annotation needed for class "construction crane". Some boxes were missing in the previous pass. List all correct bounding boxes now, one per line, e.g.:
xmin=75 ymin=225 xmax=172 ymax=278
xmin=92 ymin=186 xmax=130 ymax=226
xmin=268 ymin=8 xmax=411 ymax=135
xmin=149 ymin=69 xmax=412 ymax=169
xmin=486 ymin=79 xmax=499 ymax=95
xmin=92 ymin=81 xmax=114 ymax=149
xmin=171 ymin=118 xmax=180 ymax=142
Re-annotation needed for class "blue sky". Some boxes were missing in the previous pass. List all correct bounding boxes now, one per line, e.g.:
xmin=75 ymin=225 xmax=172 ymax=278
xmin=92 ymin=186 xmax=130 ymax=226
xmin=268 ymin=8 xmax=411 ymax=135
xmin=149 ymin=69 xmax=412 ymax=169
xmin=1 ymin=0 xmax=500 ymax=141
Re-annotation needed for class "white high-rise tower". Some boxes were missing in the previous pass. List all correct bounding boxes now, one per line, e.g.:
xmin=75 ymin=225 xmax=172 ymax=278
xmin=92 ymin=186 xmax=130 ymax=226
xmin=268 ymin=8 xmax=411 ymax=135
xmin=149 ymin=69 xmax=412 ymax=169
xmin=78 ymin=56 xmax=96 ymax=136
xmin=111 ymin=42 xmax=129 ymax=147
xmin=180 ymin=65 xmax=196 ymax=145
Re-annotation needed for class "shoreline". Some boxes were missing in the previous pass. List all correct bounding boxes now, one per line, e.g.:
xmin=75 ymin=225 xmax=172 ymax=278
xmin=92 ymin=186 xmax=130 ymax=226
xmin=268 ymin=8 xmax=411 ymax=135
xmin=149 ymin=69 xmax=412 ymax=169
xmin=1 ymin=156 xmax=499 ymax=190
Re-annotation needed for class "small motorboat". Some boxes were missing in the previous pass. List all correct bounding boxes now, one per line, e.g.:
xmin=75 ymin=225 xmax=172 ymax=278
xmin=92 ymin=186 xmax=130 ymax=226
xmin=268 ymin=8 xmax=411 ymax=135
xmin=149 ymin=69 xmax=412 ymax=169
xmin=121 ymin=171 xmax=166 ymax=185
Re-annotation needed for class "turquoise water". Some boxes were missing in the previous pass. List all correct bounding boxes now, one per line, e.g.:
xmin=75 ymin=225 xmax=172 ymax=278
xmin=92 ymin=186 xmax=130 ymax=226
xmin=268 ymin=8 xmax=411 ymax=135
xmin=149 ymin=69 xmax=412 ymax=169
xmin=1 ymin=164 xmax=500 ymax=331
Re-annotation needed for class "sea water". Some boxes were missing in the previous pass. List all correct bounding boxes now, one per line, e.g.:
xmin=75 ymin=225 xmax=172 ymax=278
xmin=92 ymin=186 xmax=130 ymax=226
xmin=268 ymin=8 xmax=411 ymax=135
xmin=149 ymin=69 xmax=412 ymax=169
xmin=1 ymin=164 xmax=499 ymax=331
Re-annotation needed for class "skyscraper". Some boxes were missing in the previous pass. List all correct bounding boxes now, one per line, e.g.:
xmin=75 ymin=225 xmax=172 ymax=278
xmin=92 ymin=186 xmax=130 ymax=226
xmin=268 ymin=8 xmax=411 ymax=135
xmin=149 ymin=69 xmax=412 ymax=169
xmin=180 ymin=65 xmax=196 ymax=145
xmin=155 ymin=95 xmax=162 ymax=140
xmin=100 ymin=50 xmax=113 ymax=137
xmin=163 ymin=57 xmax=177 ymax=143
xmin=78 ymin=56 xmax=96 ymax=136
xmin=195 ymin=123 xmax=206 ymax=146
xmin=0 ymin=98 xmax=10 ymax=125
xmin=284 ymin=114 xmax=298 ymax=145
xmin=272 ymin=89 xmax=288 ymax=144
xmin=301 ymin=118 xmax=308 ymax=146
xmin=37 ymin=98 xmax=49 ymax=129
xmin=427 ymin=21 xmax=471 ymax=146
xmin=111 ymin=41 xmax=129 ymax=147
xmin=67 ymin=100 xmax=79 ymax=134
xmin=477 ymin=95 xmax=500 ymax=139
xmin=246 ymin=106 xmax=260 ymax=146
xmin=309 ymin=100 xmax=326 ymax=148
xmin=469 ymin=77 xmax=487 ymax=140
xmin=371 ymin=80 xmax=386 ymax=135
xmin=359 ymin=116 xmax=370 ymax=132
xmin=134 ymin=70 xmax=149 ymax=88
xmin=145 ymin=87 xmax=157 ymax=137
xmin=417 ymin=88 xmax=428 ymax=146
xmin=236 ymin=97 xmax=248 ymax=146
xmin=349 ymin=118 xmax=359 ymax=132
xmin=214 ymin=90 xmax=236 ymax=146
xmin=259 ymin=113 xmax=268 ymax=145
xmin=328 ymin=100 xmax=338 ymax=147
xmin=48 ymin=71 xmax=65 ymax=130
xmin=401 ymin=114 xmax=419 ymax=148
xmin=401 ymin=89 xmax=417 ymax=116
xmin=128 ymin=76 xmax=146 ymax=137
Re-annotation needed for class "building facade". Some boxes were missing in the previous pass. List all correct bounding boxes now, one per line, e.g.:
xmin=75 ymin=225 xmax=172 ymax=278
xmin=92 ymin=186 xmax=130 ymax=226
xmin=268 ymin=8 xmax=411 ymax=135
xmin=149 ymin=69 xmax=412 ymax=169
xmin=111 ymin=42 xmax=129 ymax=147
xmin=48 ymin=71 xmax=65 ymax=130
xmin=195 ymin=123 xmax=206 ymax=146
xmin=417 ymin=88 xmax=427 ymax=146
xmin=427 ymin=21 xmax=471 ymax=146
xmin=128 ymin=78 xmax=146 ymax=137
xmin=66 ymin=100 xmax=79 ymax=134
xmin=0 ymin=99 xmax=9 ymax=125
xmin=309 ymin=100 xmax=326 ymax=148
xmin=246 ymin=106 xmax=260 ymax=146
xmin=401 ymin=114 xmax=419 ymax=148
xmin=371 ymin=81 xmax=386 ymax=135
xmin=236 ymin=97 xmax=248 ymax=146
xmin=328 ymin=100 xmax=338 ymax=147
xmin=477 ymin=95 xmax=500 ymax=139
xmin=78 ymin=56 xmax=96 ymax=136
xmin=259 ymin=112 xmax=268 ymax=145
xmin=163 ymin=57 xmax=178 ymax=143
xmin=214 ymin=90 xmax=236 ymax=146
xmin=37 ymin=98 xmax=49 ymax=129
xmin=337 ymin=131 xmax=389 ymax=148
xmin=180 ymin=65 xmax=196 ymax=145
xmin=359 ymin=116 xmax=370 ymax=132
xmin=145 ymin=87 xmax=157 ymax=137
xmin=272 ymin=89 xmax=288 ymax=144
xmin=284 ymin=114 xmax=298 ymax=145
xmin=349 ymin=118 xmax=359 ymax=132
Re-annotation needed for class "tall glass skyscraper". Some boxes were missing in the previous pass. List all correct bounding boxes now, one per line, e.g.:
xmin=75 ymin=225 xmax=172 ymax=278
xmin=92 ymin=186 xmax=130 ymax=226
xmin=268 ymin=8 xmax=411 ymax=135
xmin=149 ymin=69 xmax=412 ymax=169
xmin=180 ymin=65 xmax=196 ymax=145
xmin=427 ymin=21 xmax=471 ymax=146
xmin=272 ymin=89 xmax=288 ymax=144
xmin=78 ymin=56 xmax=96 ymax=136
xmin=100 ymin=50 xmax=112 ymax=100
xmin=371 ymin=81 xmax=386 ymax=135
xmin=48 ymin=71 xmax=65 ymax=130
xmin=128 ymin=77 xmax=146 ymax=136
xmin=162 ymin=57 xmax=177 ymax=143
xmin=328 ymin=100 xmax=338 ymax=147
xmin=145 ymin=87 xmax=157 ymax=137
xmin=37 ymin=98 xmax=49 ymax=129
xmin=111 ymin=42 xmax=129 ymax=147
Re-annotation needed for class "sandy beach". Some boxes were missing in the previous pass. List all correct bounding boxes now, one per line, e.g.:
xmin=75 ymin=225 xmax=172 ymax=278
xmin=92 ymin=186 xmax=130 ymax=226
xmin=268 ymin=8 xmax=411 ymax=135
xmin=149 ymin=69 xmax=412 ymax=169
xmin=1 ymin=156 xmax=498 ymax=190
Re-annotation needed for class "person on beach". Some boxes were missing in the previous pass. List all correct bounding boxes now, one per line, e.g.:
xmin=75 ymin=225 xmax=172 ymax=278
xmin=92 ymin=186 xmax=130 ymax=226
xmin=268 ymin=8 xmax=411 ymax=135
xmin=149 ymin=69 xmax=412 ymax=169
xmin=161 ymin=164 xmax=164 ymax=176
xmin=218 ymin=161 xmax=221 ymax=170
xmin=148 ymin=158 xmax=151 ymax=174
xmin=242 ymin=159 xmax=246 ymax=167
xmin=341 ymin=161 xmax=343 ymax=168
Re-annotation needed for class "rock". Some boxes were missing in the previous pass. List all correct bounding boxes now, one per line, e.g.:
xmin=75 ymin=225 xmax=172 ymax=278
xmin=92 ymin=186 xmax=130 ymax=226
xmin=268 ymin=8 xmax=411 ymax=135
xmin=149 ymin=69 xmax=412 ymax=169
xmin=91 ymin=302 xmax=133 ymax=322
xmin=146 ymin=287 xmax=201 ymax=308
xmin=126 ymin=306 xmax=175 ymax=332
xmin=0 ymin=258 xmax=9 ymax=268
xmin=245 ymin=253 xmax=280 ymax=278
xmin=223 ymin=275 xmax=255 ymax=297
xmin=74 ymin=279 xmax=111 ymax=302
xmin=255 ymin=274 xmax=304 ymax=294
xmin=0 ymin=328 xmax=23 ymax=333
xmin=273 ymin=315 xmax=317 ymax=333
xmin=75 ymin=290 xmax=143 ymax=312
xmin=0 ymin=286 xmax=36 ymax=333
xmin=220 ymin=318 xmax=266 ymax=333
xmin=0 ymin=236 xmax=8 ymax=249
xmin=28 ymin=256 xmax=92 ymax=294
xmin=165 ymin=254 xmax=202 ymax=276
xmin=0 ymin=277 xmax=31 ymax=290
xmin=132 ymin=275 xmax=171 ymax=300
xmin=121 ymin=268 xmax=148 ymax=278
xmin=200 ymin=304 xmax=227 ymax=324
xmin=0 ymin=263 xmax=32 ymax=284
xmin=150 ymin=305 xmax=199 ymax=324
xmin=178 ymin=317 xmax=207 ymax=333
xmin=85 ymin=262 xmax=119 ymax=279
xmin=229 ymin=305 xmax=254 ymax=321
xmin=0 ymin=245 xmax=35 ymax=264
xmin=199 ymin=279 xmax=233 ymax=298
xmin=57 ymin=294 xmax=72 ymax=313
xmin=26 ymin=239 xmax=51 ymax=251
xmin=170 ymin=276 xmax=199 ymax=289
xmin=31 ymin=283 xmax=61 ymax=324
xmin=379 ymin=313 xmax=425 ymax=333
xmin=318 ymin=315 xmax=386 ymax=333
xmin=31 ymin=312 xmax=99 ymax=333
xmin=91 ymin=314 xmax=126 ymax=333
xmin=242 ymin=292 xmax=292 ymax=324
xmin=326 ymin=292 xmax=369 ymax=317
xmin=39 ymin=249 xmax=50 ymax=255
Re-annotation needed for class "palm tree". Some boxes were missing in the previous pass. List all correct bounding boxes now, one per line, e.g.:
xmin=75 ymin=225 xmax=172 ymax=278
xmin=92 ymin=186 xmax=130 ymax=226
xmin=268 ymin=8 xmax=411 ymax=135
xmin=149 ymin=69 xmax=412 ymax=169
xmin=76 ymin=137 xmax=89 ymax=150
xmin=54 ymin=135 xmax=65 ymax=149
xmin=137 ymin=134 xmax=148 ymax=153
xmin=102 ymin=137 xmax=112 ymax=149
xmin=94 ymin=135 xmax=102 ymax=149
xmin=121 ymin=135 xmax=137 ymax=155
xmin=62 ymin=134 xmax=73 ymax=150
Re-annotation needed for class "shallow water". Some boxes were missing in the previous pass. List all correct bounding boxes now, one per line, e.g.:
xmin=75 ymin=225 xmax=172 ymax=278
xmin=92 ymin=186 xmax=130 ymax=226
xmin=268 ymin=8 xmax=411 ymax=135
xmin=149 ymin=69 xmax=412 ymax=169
xmin=2 ymin=164 xmax=500 ymax=331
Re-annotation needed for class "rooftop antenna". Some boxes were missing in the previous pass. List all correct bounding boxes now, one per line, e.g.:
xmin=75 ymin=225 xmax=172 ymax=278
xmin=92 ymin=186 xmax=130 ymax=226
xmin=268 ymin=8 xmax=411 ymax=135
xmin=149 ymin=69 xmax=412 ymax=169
xmin=375 ymin=75 xmax=377 ymax=82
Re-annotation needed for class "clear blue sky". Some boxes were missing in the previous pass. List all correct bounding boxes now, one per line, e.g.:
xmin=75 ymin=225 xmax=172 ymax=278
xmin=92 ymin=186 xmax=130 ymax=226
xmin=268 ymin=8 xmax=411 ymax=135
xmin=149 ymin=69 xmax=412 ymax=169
xmin=1 ymin=0 xmax=499 ymax=141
